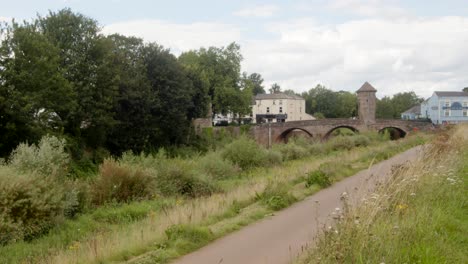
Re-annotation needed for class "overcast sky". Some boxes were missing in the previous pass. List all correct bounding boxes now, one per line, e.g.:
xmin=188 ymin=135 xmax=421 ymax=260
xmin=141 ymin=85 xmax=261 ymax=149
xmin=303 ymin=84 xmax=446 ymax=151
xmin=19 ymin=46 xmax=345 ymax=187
xmin=2 ymin=0 xmax=468 ymax=98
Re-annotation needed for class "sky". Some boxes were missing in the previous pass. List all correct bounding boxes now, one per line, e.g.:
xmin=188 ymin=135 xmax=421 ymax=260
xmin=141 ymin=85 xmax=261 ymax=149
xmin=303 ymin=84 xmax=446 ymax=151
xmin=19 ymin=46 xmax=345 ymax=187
xmin=1 ymin=0 xmax=468 ymax=98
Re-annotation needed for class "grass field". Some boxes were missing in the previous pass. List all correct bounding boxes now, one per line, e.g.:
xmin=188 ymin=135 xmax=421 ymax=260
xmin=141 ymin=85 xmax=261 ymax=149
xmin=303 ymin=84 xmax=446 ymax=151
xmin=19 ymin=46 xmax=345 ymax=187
xmin=296 ymin=125 xmax=467 ymax=264
xmin=0 ymin=132 xmax=431 ymax=264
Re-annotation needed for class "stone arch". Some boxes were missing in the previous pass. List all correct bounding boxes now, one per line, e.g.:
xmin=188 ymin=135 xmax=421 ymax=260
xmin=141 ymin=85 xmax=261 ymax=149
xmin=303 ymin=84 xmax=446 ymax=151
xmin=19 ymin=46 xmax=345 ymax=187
xmin=323 ymin=125 xmax=359 ymax=139
xmin=277 ymin=128 xmax=313 ymax=143
xmin=378 ymin=127 xmax=407 ymax=140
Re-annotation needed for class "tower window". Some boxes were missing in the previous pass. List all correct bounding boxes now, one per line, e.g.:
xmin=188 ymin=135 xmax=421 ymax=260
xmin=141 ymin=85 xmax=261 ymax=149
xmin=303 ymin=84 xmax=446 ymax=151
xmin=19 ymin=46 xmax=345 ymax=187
xmin=266 ymin=107 xmax=270 ymax=113
xmin=279 ymin=107 xmax=283 ymax=113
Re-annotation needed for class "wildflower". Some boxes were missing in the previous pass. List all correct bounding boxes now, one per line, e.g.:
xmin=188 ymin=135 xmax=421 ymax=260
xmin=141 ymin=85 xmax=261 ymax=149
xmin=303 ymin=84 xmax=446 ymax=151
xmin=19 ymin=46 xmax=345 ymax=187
xmin=396 ymin=204 xmax=408 ymax=210
xmin=410 ymin=192 xmax=416 ymax=196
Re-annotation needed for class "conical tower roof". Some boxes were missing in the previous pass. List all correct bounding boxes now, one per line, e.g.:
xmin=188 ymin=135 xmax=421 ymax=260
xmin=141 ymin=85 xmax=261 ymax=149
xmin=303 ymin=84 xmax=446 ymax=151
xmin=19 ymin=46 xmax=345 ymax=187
xmin=357 ymin=82 xmax=377 ymax=93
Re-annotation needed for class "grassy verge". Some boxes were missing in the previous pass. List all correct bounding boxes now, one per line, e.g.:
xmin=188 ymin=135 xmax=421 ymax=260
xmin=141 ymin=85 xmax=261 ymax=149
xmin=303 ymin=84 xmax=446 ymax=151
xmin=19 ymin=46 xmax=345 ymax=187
xmin=296 ymin=126 xmax=467 ymax=264
xmin=0 ymin=133 xmax=430 ymax=264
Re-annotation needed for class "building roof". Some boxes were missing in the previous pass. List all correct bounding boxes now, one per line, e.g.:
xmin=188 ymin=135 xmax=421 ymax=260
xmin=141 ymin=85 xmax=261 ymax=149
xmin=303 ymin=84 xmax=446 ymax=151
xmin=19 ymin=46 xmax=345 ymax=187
xmin=434 ymin=91 xmax=468 ymax=97
xmin=254 ymin=93 xmax=304 ymax=100
xmin=402 ymin=104 xmax=421 ymax=115
xmin=356 ymin=82 xmax=377 ymax=93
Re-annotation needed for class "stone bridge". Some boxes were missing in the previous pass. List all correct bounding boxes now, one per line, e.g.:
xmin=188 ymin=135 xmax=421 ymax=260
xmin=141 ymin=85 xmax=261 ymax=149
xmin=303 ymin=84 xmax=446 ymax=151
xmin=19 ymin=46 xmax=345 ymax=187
xmin=250 ymin=82 xmax=433 ymax=147
xmin=251 ymin=118 xmax=433 ymax=146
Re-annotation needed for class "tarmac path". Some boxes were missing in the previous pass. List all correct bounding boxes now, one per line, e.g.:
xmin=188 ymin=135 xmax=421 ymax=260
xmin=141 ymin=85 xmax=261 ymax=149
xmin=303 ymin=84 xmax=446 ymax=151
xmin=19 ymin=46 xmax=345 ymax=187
xmin=172 ymin=146 xmax=424 ymax=264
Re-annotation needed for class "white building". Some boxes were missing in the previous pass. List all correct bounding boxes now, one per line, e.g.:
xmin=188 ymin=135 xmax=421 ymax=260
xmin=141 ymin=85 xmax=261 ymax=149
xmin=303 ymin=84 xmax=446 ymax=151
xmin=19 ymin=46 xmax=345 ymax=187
xmin=420 ymin=91 xmax=468 ymax=124
xmin=251 ymin=93 xmax=315 ymax=123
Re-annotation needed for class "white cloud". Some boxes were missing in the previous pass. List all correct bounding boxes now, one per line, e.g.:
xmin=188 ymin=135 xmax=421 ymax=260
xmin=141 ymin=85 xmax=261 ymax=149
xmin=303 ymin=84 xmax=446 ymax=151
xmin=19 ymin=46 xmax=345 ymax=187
xmin=103 ymin=19 xmax=241 ymax=54
xmin=0 ymin=16 xmax=12 ymax=22
xmin=103 ymin=14 xmax=468 ymax=99
xmin=241 ymin=16 xmax=468 ymax=98
xmin=233 ymin=4 xmax=279 ymax=18
xmin=329 ymin=0 xmax=408 ymax=18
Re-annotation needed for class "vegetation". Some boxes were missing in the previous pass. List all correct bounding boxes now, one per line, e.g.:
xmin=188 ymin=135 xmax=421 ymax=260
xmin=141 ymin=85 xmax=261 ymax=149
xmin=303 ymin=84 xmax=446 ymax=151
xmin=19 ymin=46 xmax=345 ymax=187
xmin=296 ymin=126 xmax=467 ymax=264
xmin=0 ymin=130 xmax=431 ymax=263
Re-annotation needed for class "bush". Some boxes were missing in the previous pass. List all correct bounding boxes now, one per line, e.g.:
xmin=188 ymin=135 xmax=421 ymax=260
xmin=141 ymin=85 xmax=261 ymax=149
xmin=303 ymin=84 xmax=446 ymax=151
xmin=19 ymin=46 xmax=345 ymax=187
xmin=198 ymin=152 xmax=239 ymax=180
xmin=91 ymin=160 xmax=156 ymax=205
xmin=165 ymin=224 xmax=214 ymax=252
xmin=329 ymin=136 xmax=355 ymax=151
xmin=305 ymin=170 xmax=332 ymax=188
xmin=264 ymin=150 xmax=283 ymax=166
xmin=222 ymin=137 xmax=267 ymax=170
xmin=9 ymin=135 xmax=69 ymax=176
xmin=256 ymin=183 xmax=297 ymax=211
xmin=157 ymin=159 xmax=216 ymax=198
xmin=275 ymin=143 xmax=309 ymax=161
xmin=0 ymin=168 xmax=66 ymax=245
xmin=353 ymin=135 xmax=371 ymax=147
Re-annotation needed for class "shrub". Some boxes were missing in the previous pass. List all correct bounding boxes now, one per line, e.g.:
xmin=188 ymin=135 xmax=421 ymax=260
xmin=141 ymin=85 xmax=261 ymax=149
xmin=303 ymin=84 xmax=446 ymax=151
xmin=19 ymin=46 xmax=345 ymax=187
xmin=222 ymin=137 xmax=267 ymax=170
xmin=157 ymin=159 xmax=216 ymax=198
xmin=165 ymin=224 xmax=214 ymax=252
xmin=256 ymin=183 xmax=297 ymax=211
xmin=91 ymin=160 xmax=156 ymax=205
xmin=305 ymin=170 xmax=332 ymax=188
xmin=9 ymin=135 xmax=69 ymax=176
xmin=275 ymin=143 xmax=309 ymax=161
xmin=263 ymin=150 xmax=283 ymax=166
xmin=308 ymin=143 xmax=327 ymax=155
xmin=0 ymin=168 xmax=66 ymax=245
xmin=198 ymin=152 xmax=239 ymax=180
xmin=329 ymin=136 xmax=355 ymax=151
xmin=353 ymin=135 xmax=371 ymax=147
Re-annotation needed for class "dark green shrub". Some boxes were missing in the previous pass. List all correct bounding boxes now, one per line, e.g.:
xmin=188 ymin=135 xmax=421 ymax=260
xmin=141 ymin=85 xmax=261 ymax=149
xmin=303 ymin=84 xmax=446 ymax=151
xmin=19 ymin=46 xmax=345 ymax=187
xmin=256 ymin=183 xmax=297 ymax=211
xmin=91 ymin=160 xmax=156 ymax=205
xmin=222 ymin=137 xmax=267 ymax=170
xmin=157 ymin=159 xmax=216 ymax=198
xmin=305 ymin=170 xmax=331 ymax=188
xmin=0 ymin=169 xmax=66 ymax=245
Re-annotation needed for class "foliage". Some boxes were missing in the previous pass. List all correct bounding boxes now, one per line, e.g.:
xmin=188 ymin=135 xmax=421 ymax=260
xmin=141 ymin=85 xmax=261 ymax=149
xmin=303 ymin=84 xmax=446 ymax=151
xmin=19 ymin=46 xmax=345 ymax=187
xmin=91 ymin=160 xmax=155 ymax=205
xmin=301 ymin=85 xmax=357 ymax=118
xmin=256 ymin=183 xmax=297 ymax=211
xmin=156 ymin=159 xmax=216 ymax=198
xmin=221 ymin=136 xmax=268 ymax=170
xmin=9 ymin=135 xmax=69 ymax=176
xmin=269 ymin=83 xmax=281 ymax=94
xmin=376 ymin=91 xmax=424 ymax=119
xmin=242 ymin=72 xmax=265 ymax=95
xmin=0 ymin=169 xmax=66 ymax=245
xmin=274 ymin=142 xmax=309 ymax=161
xmin=197 ymin=151 xmax=239 ymax=180
xmin=305 ymin=170 xmax=331 ymax=188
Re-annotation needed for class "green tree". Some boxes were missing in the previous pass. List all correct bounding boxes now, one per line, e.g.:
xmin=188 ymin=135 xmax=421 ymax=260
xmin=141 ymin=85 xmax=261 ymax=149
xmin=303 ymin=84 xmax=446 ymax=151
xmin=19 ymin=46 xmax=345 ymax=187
xmin=269 ymin=83 xmax=281 ymax=94
xmin=463 ymin=87 xmax=468 ymax=92
xmin=283 ymin=89 xmax=298 ymax=96
xmin=244 ymin=72 xmax=265 ymax=95
xmin=376 ymin=92 xmax=423 ymax=119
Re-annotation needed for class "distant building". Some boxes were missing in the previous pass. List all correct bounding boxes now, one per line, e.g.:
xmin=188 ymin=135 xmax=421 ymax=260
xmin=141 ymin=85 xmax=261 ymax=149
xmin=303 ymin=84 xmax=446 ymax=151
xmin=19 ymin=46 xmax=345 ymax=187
xmin=251 ymin=93 xmax=315 ymax=123
xmin=356 ymin=82 xmax=377 ymax=124
xmin=421 ymin=91 xmax=468 ymax=124
xmin=401 ymin=104 xmax=422 ymax=120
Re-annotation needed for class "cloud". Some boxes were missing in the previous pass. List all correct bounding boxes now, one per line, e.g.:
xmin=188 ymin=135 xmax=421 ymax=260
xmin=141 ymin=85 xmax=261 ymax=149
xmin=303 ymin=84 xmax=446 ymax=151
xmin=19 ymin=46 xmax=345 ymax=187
xmin=0 ymin=16 xmax=12 ymax=22
xmin=241 ymin=16 xmax=468 ymax=98
xmin=233 ymin=4 xmax=279 ymax=18
xmin=329 ymin=0 xmax=408 ymax=18
xmin=103 ymin=14 xmax=468 ymax=99
xmin=103 ymin=19 xmax=241 ymax=54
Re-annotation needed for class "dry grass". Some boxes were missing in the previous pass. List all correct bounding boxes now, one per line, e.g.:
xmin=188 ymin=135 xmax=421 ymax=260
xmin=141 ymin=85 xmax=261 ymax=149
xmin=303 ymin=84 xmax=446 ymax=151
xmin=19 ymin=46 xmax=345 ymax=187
xmin=22 ymin=135 xmax=428 ymax=264
xmin=297 ymin=125 xmax=467 ymax=264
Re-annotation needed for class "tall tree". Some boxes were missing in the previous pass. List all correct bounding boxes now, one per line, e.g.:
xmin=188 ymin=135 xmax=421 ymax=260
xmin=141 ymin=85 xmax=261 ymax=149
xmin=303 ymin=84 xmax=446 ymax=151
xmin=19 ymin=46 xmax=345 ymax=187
xmin=463 ymin=87 xmax=468 ymax=92
xmin=269 ymin=83 xmax=281 ymax=94
xmin=243 ymin=72 xmax=265 ymax=95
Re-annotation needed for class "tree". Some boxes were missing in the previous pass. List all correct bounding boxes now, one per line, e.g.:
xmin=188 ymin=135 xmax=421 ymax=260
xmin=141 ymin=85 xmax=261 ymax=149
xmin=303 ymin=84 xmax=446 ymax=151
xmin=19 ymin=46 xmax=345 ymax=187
xmin=376 ymin=92 xmax=423 ymax=119
xmin=283 ymin=89 xmax=298 ymax=96
xmin=301 ymin=85 xmax=357 ymax=118
xmin=244 ymin=72 xmax=265 ymax=95
xmin=463 ymin=87 xmax=468 ymax=92
xmin=269 ymin=83 xmax=281 ymax=94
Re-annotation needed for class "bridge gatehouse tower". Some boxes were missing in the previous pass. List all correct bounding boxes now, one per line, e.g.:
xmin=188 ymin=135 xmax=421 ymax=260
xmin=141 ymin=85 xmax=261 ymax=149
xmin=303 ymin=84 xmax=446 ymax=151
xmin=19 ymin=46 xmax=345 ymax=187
xmin=356 ymin=82 xmax=377 ymax=125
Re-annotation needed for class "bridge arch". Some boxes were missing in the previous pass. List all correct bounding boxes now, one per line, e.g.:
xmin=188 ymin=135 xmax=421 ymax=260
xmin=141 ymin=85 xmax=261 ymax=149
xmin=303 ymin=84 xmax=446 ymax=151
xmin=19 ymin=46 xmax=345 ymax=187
xmin=378 ymin=127 xmax=407 ymax=140
xmin=277 ymin=128 xmax=313 ymax=143
xmin=323 ymin=125 xmax=359 ymax=140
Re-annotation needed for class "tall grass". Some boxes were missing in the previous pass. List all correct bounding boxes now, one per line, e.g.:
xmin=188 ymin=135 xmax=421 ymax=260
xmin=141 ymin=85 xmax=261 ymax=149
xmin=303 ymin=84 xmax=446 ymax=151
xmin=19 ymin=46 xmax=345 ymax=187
xmin=297 ymin=126 xmax=467 ymax=264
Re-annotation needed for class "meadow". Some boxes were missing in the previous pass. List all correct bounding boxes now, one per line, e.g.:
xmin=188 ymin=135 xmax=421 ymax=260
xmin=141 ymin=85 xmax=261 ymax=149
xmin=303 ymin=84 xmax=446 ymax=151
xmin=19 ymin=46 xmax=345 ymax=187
xmin=0 ymin=129 xmax=431 ymax=263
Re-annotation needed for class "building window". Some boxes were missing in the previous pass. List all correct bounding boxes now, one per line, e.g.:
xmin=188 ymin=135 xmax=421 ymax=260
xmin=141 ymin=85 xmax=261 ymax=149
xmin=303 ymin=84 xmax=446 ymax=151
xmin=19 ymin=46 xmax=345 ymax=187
xmin=464 ymin=102 xmax=468 ymax=117
xmin=445 ymin=100 xmax=450 ymax=108
xmin=258 ymin=100 xmax=261 ymax=106
xmin=266 ymin=107 xmax=270 ymax=113
xmin=279 ymin=100 xmax=282 ymax=105
xmin=279 ymin=107 xmax=283 ymax=113
xmin=273 ymin=100 xmax=276 ymax=105
xmin=445 ymin=109 xmax=450 ymax=117
xmin=299 ymin=107 xmax=302 ymax=113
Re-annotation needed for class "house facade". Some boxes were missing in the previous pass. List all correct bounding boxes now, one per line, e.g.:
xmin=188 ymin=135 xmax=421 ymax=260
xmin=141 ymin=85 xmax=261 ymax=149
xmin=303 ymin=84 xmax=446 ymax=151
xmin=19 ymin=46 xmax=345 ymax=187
xmin=251 ymin=93 xmax=315 ymax=123
xmin=420 ymin=91 xmax=468 ymax=124
xmin=401 ymin=104 xmax=422 ymax=120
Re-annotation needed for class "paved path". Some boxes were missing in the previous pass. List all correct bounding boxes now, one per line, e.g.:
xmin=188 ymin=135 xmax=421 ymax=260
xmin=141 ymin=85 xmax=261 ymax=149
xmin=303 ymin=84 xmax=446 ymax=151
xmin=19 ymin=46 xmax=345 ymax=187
xmin=173 ymin=146 xmax=423 ymax=264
